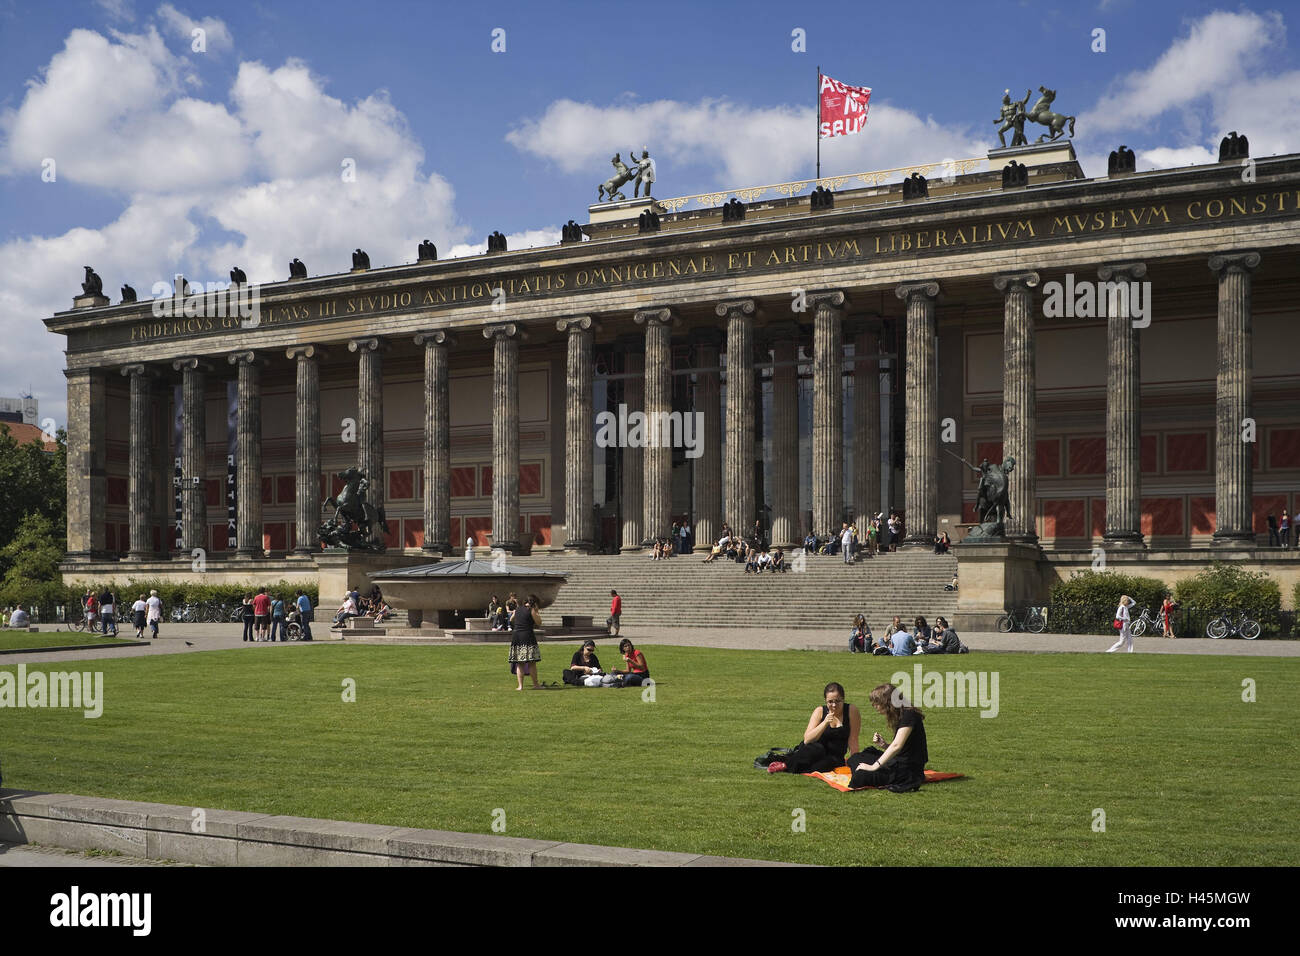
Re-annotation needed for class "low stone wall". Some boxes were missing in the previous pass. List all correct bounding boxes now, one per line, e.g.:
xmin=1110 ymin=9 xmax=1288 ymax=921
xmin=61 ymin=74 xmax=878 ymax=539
xmin=60 ymin=558 xmax=315 ymax=589
xmin=0 ymin=790 xmax=799 ymax=867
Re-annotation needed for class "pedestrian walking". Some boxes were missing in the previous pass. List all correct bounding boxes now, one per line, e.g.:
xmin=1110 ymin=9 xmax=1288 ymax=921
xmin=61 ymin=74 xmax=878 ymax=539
xmin=608 ymin=589 xmax=622 ymax=636
xmin=146 ymin=590 xmax=163 ymax=639
xmin=296 ymin=590 xmax=314 ymax=641
xmin=1106 ymin=595 xmax=1135 ymax=653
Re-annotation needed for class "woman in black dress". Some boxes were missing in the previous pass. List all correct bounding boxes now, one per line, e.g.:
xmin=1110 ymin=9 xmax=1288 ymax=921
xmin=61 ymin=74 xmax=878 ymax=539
xmin=847 ymin=683 xmax=928 ymax=791
xmin=508 ymin=596 xmax=542 ymax=690
xmin=768 ymin=682 xmax=861 ymax=774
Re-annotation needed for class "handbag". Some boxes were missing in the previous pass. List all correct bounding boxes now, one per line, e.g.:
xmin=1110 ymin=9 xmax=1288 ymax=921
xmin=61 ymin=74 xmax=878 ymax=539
xmin=1113 ymin=619 xmax=1122 ymax=629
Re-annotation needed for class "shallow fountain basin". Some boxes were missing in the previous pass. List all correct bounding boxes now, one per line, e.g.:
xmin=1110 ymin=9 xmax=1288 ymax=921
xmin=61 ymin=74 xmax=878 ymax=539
xmin=368 ymin=557 xmax=568 ymax=628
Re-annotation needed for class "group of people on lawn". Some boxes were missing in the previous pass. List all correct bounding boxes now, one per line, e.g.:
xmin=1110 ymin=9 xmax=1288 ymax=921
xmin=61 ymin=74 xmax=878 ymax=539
xmin=848 ymin=615 xmax=966 ymax=655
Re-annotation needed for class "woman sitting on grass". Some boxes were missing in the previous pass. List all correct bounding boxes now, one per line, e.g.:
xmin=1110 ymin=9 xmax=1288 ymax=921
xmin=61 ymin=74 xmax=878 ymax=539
xmin=612 ymin=638 xmax=650 ymax=687
xmin=846 ymin=683 xmax=927 ymax=791
xmin=767 ymin=682 xmax=861 ymax=774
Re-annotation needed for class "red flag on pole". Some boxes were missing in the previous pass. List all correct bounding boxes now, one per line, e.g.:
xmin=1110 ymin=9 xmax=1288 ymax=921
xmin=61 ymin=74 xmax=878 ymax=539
xmin=819 ymin=73 xmax=872 ymax=139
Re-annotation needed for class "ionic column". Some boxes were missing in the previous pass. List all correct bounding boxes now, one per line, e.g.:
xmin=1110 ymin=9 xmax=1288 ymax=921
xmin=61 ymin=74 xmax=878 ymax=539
xmin=348 ymin=337 xmax=388 ymax=548
xmin=64 ymin=368 xmax=108 ymax=559
xmin=484 ymin=323 xmax=522 ymax=553
xmin=995 ymin=271 xmax=1040 ymax=542
xmin=895 ymin=281 xmax=940 ymax=547
xmin=287 ymin=345 xmax=325 ymax=556
xmin=557 ymin=316 xmax=597 ymax=552
xmin=228 ymin=351 xmax=265 ymax=558
xmin=172 ymin=357 xmax=211 ymax=554
xmin=810 ymin=291 xmax=848 ymax=535
xmin=768 ymin=325 xmax=801 ymax=549
xmin=1100 ymin=263 xmax=1146 ymax=549
xmin=852 ymin=323 xmax=881 ymax=523
xmin=121 ymin=364 xmax=158 ymax=560
xmin=691 ymin=330 xmax=723 ymax=550
xmin=637 ymin=308 xmax=675 ymax=545
xmin=1210 ymin=251 xmax=1261 ymax=548
xmin=619 ymin=341 xmax=644 ymax=551
xmin=413 ymin=331 xmax=454 ymax=555
xmin=718 ymin=299 xmax=757 ymax=534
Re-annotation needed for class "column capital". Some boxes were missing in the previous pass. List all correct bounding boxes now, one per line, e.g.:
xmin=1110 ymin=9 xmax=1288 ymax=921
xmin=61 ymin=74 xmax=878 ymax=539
xmin=633 ymin=307 xmax=676 ymax=327
xmin=227 ymin=350 xmax=267 ymax=368
xmin=993 ymin=271 xmax=1040 ymax=292
xmin=1208 ymin=251 xmax=1261 ymax=275
xmin=1097 ymin=262 xmax=1146 ymax=282
xmin=171 ymin=357 xmax=214 ymax=372
xmin=715 ymin=298 xmax=758 ymax=319
xmin=808 ymin=289 xmax=850 ymax=311
xmin=894 ymin=280 xmax=940 ymax=302
xmin=286 ymin=344 xmax=328 ymax=361
xmin=414 ymin=329 xmax=456 ymax=347
xmin=482 ymin=322 xmax=525 ymax=342
xmin=119 ymin=363 xmax=160 ymax=379
xmin=556 ymin=315 xmax=598 ymax=334
xmin=348 ymin=336 xmax=389 ymax=353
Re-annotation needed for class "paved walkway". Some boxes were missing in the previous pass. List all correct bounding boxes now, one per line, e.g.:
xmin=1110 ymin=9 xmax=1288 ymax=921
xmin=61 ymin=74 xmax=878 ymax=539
xmin=4 ymin=623 xmax=1296 ymax=664
xmin=0 ymin=842 xmax=190 ymax=867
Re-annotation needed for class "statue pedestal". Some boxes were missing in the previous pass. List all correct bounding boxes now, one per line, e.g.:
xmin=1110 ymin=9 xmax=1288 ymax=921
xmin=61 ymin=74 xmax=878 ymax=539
xmin=73 ymin=294 xmax=110 ymax=309
xmin=315 ymin=551 xmax=437 ymax=610
xmin=588 ymin=197 xmax=658 ymax=225
xmin=954 ymin=540 xmax=1044 ymax=631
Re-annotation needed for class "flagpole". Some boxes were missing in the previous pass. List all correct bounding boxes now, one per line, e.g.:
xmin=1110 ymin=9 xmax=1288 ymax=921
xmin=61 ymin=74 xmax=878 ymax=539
xmin=816 ymin=64 xmax=821 ymax=182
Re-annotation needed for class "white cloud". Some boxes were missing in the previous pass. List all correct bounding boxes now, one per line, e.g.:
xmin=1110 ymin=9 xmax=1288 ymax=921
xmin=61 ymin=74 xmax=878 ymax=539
xmin=1080 ymin=10 xmax=1283 ymax=133
xmin=446 ymin=227 xmax=562 ymax=261
xmin=1139 ymin=145 xmax=1217 ymax=169
xmin=507 ymin=97 xmax=986 ymax=190
xmin=156 ymin=3 xmax=233 ymax=52
xmin=0 ymin=27 xmax=470 ymax=426
xmin=94 ymin=0 xmax=135 ymax=21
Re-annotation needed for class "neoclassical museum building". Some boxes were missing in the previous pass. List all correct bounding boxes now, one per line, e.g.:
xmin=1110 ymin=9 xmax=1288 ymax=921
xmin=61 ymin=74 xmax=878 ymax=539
xmin=45 ymin=138 xmax=1300 ymax=610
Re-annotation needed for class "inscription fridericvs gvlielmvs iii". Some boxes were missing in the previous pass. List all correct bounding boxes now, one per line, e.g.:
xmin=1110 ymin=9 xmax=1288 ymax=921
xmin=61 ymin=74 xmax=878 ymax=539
xmin=102 ymin=188 xmax=1300 ymax=347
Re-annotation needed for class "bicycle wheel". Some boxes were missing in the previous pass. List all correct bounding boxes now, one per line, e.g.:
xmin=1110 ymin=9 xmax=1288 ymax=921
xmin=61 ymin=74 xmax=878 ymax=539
xmin=1130 ymin=618 xmax=1147 ymax=637
xmin=1240 ymin=619 xmax=1260 ymax=640
xmin=1027 ymin=611 xmax=1046 ymax=634
xmin=1206 ymin=618 xmax=1227 ymax=639
xmin=995 ymin=615 xmax=1013 ymax=633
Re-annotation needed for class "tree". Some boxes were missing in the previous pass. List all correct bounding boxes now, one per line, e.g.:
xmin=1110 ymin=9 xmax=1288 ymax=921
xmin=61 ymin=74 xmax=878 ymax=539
xmin=0 ymin=511 xmax=69 ymax=611
xmin=0 ymin=424 xmax=67 ymax=579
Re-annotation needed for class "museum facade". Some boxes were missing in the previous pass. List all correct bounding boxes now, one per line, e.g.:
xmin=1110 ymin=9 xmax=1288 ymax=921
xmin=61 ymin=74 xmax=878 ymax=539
xmin=44 ymin=141 xmax=1300 ymax=589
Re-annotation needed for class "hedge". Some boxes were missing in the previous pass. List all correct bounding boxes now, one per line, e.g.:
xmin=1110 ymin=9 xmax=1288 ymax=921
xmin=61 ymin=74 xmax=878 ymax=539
xmin=1173 ymin=563 xmax=1282 ymax=636
xmin=1047 ymin=570 xmax=1169 ymax=635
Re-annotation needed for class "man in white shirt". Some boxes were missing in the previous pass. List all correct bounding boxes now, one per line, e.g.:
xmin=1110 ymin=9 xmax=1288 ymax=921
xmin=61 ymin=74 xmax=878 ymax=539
xmin=8 ymin=605 xmax=29 ymax=628
xmin=841 ymin=523 xmax=854 ymax=564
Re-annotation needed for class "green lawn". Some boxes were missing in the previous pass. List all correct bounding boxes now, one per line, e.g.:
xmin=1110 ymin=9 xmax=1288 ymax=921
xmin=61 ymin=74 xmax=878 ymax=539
xmin=3 ymin=645 xmax=1296 ymax=866
xmin=0 ymin=631 xmax=138 ymax=651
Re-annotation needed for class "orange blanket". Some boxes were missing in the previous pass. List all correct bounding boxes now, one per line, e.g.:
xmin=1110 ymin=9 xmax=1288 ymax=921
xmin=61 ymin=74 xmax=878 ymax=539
xmin=805 ymin=767 xmax=965 ymax=792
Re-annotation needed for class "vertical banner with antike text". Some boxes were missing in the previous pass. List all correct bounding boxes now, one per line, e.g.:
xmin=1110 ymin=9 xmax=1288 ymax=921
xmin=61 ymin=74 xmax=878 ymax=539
xmin=172 ymin=385 xmax=183 ymax=552
xmin=226 ymin=381 xmax=238 ymax=551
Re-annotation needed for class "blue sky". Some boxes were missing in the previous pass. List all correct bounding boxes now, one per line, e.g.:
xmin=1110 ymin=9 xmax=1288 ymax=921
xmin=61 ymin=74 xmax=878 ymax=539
xmin=2 ymin=0 xmax=1298 ymax=421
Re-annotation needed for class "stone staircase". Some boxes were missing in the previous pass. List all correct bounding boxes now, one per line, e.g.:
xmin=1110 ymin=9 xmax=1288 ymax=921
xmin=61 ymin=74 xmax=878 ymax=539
xmin=514 ymin=550 xmax=960 ymax=632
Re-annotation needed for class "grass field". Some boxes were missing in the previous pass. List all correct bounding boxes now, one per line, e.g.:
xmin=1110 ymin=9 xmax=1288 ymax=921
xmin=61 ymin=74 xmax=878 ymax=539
xmin=0 ymin=631 xmax=137 ymax=652
xmin=3 ymin=644 xmax=1297 ymax=866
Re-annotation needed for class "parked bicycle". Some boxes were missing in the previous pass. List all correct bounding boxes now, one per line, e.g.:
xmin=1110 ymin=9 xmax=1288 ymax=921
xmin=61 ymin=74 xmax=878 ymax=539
xmin=1128 ymin=605 xmax=1161 ymax=637
xmin=170 ymin=603 xmax=204 ymax=623
xmin=1206 ymin=610 xmax=1260 ymax=640
xmin=996 ymin=606 xmax=1047 ymax=633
